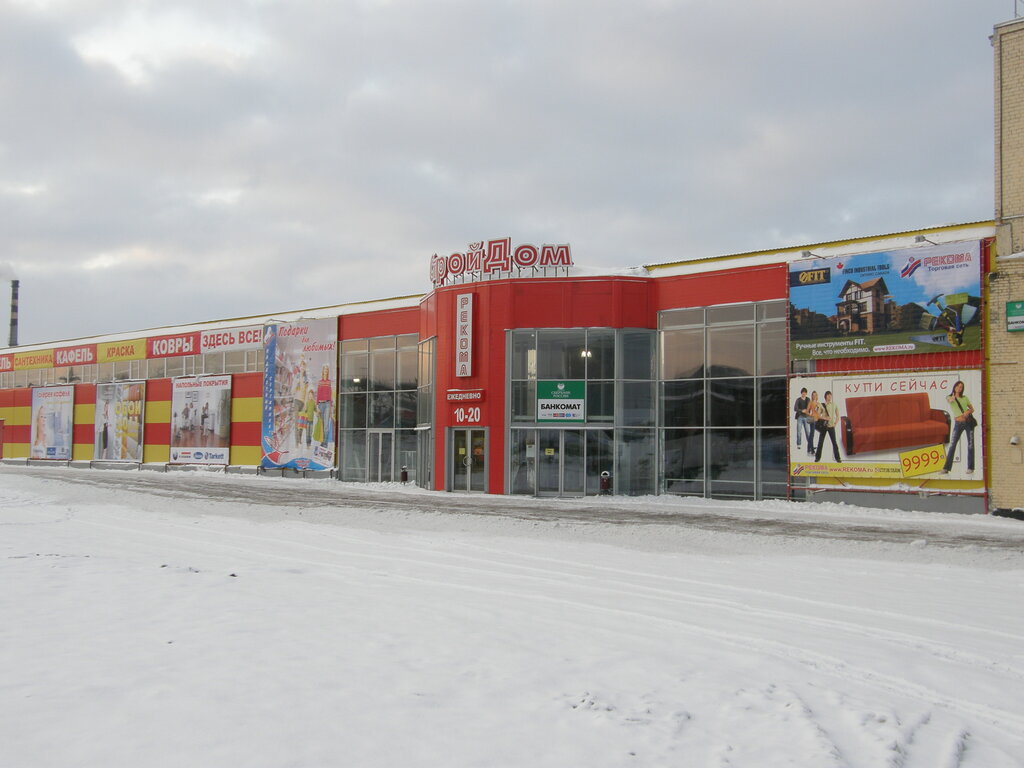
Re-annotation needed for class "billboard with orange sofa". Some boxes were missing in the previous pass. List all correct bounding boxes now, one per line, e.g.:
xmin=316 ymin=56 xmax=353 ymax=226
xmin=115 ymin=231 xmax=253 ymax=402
xmin=789 ymin=370 xmax=983 ymax=488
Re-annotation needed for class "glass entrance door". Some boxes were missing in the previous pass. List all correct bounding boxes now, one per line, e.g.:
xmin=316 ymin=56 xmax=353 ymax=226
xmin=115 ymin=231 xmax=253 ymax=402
xmin=536 ymin=429 xmax=585 ymax=496
xmin=367 ymin=431 xmax=394 ymax=482
xmin=451 ymin=428 xmax=486 ymax=492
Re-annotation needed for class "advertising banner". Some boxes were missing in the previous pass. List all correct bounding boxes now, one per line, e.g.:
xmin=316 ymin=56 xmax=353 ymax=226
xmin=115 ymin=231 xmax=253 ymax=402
xmin=789 ymin=370 xmax=982 ymax=487
xmin=30 ymin=386 xmax=74 ymax=460
xmin=170 ymin=376 xmax=232 ymax=465
xmin=537 ymin=380 xmax=585 ymax=422
xmin=789 ymin=241 xmax=982 ymax=360
xmin=97 ymin=339 xmax=146 ymax=364
xmin=260 ymin=318 xmax=337 ymax=471
xmin=94 ymin=382 xmax=146 ymax=462
xmin=200 ymin=326 xmax=263 ymax=353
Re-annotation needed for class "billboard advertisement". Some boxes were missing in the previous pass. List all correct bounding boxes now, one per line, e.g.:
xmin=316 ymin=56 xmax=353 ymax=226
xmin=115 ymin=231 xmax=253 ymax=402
xmin=261 ymin=318 xmax=337 ymax=471
xmin=94 ymin=382 xmax=146 ymax=462
xmin=30 ymin=386 xmax=74 ymax=460
xmin=790 ymin=370 xmax=982 ymax=487
xmin=789 ymin=241 xmax=982 ymax=360
xmin=170 ymin=376 xmax=233 ymax=465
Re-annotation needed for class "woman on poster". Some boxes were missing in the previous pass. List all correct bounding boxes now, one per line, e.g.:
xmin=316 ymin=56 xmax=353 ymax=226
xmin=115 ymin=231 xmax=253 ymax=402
xmin=941 ymin=380 xmax=976 ymax=475
xmin=315 ymin=364 xmax=334 ymax=448
xmin=805 ymin=391 xmax=821 ymax=456
xmin=814 ymin=390 xmax=842 ymax=463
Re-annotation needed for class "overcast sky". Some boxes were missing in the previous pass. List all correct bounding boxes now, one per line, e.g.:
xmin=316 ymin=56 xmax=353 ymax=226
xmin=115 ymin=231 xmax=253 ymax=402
xmin=0 ymin=0 xmax=1017 ymax=346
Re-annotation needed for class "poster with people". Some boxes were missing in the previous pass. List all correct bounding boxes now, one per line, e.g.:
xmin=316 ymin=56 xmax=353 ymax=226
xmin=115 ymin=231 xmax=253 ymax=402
xmin=30 ymin=386 xmax=74 ymax=460
xmin=170 ymin=376 xmax=233 ymax=465
xmin=789 ymin=241 xmax=982 ymax=360
xmin=260 ymin=318 xmax=337 ymax=471
xmin=789 ymin=370 xmax=983 ymax=487
xmin=94 ymin=382 xmax=146 ymax=462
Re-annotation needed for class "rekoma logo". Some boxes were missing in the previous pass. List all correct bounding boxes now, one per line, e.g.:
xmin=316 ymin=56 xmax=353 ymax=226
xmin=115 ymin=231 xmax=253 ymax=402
xmin=900 ymin=255 xmax=923 ymax=278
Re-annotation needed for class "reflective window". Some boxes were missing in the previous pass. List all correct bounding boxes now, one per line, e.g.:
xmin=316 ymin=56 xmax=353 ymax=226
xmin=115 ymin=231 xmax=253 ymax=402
xmin=708 ymin=378 xmax=755 ymax=427
xmin=662 ymin=329 xmax=704 ymax=379
xmin=661 ymin=380 xmax=703 ymax=427
xmin=621 ymin=330 xmax=655 ymax=380
xmin=708 ymin=325 xmax=754 ymax=377
xmin=585 ymin=329 xmax=615 ymax=380
xmin=537 ymin=329 xmax=585 ymax=379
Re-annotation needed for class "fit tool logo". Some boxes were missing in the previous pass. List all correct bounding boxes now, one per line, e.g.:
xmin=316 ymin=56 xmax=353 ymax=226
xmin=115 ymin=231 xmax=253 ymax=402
xmin=789 ymin=267 xmax=831 ymax=287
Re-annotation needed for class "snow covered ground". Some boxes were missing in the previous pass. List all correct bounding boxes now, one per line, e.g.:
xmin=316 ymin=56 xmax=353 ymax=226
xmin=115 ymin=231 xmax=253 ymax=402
xmin=2 ymin=466 xmax=1023 ymax=767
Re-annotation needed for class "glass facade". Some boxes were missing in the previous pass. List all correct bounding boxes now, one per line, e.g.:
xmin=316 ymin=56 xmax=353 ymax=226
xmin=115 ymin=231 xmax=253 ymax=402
xmin=508 ymin=328 xmax=655 ymax=496
xmin=338 ymin=334 xmax=419 ymax=483
xmin=660 ymin=300 xmax=787 ymax=500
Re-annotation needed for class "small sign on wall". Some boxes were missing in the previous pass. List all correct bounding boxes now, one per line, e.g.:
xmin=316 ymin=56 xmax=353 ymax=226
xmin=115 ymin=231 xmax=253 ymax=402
xmin=1007 ymin=301 xmax=1024 ymax=332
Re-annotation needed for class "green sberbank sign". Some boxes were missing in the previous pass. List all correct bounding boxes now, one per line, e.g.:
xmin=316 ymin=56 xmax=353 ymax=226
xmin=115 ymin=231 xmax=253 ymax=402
xmin=1007 ymin=301 xmax=1024 ymax=332
xmin=536 ymin=380 xmax=585 ymax=423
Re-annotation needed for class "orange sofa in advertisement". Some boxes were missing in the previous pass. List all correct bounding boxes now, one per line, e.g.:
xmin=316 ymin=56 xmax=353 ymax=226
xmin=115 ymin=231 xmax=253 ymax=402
xmin=841 ymin=392 xmax=950 ymax=456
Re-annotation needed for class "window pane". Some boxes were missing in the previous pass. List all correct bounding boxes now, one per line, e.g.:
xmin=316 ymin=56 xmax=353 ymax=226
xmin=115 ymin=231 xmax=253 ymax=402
xmin=397 ymin=347 xmax=417 ymax=389
xmin=511 ymin=380 xmax=536 ymax=422
xmin=370 ymin=349 xmax=395 ymax=391
xmin=418 ymin=338 xmax=435 ymax=388
xmin=586 ymin=381 xmax=614 ymax=422
xmin=369 ymin=336 xmax=395 ymax=352
xmin=369 ymin=392 xmax=395 ymax=428
xmin=537 ymin=329 xmax=585 ymax=379
xmin=661 ymin=307 xmax=703 ymax=328
xmin=757 ymin=322 xmax=787 ymax=376
xmin=616 ymin=429 xmax=656 ymax=496
xmin=147 ymin=359 xmax=166 ymax=379
xmin=340 ymin=430 xmax=367 ymax=481
xmin=663 ymin=428 xmax=704 ymax=485
xmin=340 ymin=393 xmax=367 ymax=429
xmin=417 ymin=385 xmax=434 ymax=426
xmin=585 ymin=429 xmax=614 ymax=495
xmin=342 ymin=339 xmax=368 ymax=354
xmin=511 ymin=330 xmax=536 ymax=380
xmin=661 ymin=380 xmax=704 ymax=427
xmin=708 ymin=378 xmax=754 ymax=426
xmin=707 ymin=304 xmax=754 ymax=325
xmin=708 ymin=429 xmax=755 ymax=482
xmin=759 ymin=428 xmax=788 ymax=483
xmin=759 ymin=377 xmax=787 ymax=427
xmin=662 ymin=328 xmax=705 ymax=379
xmin=758 ymin=301 xmax=787 ymax=321
xmin=224 ymin=351 xmax=246 ymax=373
xmin=342 ymin=354 xmax=368 ymax=392
xmin=509 ymin=430 xmax=535 ymax=495
xmin=708 ymin=325 xmax=754 ymax=376
xmin=203 ymin=353 xmax=225 ymax=374
xmin=621 ymin=330 xmax=654 ymax=380
xmin=585 ymin=329 xmax=615 ymax=380
xmin=397 ymin=430 xmax=417 ymax=482
xmin=397 ymin=391 xmax=417 ymax=429
xmin=620 ymin=381 xmax=654 ymax=426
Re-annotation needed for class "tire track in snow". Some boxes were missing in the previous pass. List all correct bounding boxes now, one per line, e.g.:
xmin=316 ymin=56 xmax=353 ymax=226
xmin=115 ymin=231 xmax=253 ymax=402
xmin=66 ymin=507 xmax=1024 ymax=745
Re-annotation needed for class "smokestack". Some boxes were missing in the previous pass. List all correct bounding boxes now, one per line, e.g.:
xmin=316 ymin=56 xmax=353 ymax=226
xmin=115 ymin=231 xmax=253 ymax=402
xmin=9 ymin=279 xmax=18 ymax=347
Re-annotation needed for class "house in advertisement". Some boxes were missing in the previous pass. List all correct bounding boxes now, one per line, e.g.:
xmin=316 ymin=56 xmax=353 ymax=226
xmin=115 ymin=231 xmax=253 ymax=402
xmin=2 ymin=16 xmax=1024 ymax=517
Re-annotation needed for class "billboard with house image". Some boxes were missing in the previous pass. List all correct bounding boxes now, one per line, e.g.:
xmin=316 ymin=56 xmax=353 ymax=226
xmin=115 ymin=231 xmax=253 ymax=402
xmin=788 ymin=241 xmax=982 ymax=360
